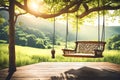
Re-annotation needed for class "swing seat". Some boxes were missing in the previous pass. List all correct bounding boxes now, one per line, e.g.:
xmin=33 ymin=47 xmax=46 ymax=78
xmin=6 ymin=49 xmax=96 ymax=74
xmin=62 ymin=41 xmax=106 ymax=58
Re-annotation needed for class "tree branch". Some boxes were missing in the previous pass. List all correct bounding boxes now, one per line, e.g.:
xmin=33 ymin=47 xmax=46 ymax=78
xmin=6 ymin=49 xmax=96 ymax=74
xmin=14 ymin=0 xmax=120 ymax=19
xmin=83 ymin=3 xmax=89 ymax=11
xmin=14 ymin=0 xmax=83 ymax=18
xmin=68 ymin=2 xmax=81 ymax=13
xmin=78 ymin=5 xmax=120 ymax=19
xmin=59 ymin=0 xmax=82 ymax=13
xmin=15 ymin=1 xmax=26 ymax=10
xmin=14 ymin=12 xmax=27 ymax=24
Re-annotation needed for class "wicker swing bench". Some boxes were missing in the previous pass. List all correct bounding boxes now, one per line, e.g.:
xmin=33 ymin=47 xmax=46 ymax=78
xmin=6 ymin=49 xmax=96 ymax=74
xmin=62 ymin=41 xmax=106 ymax=58
xmin=61 ymin=0 xmax=106 ymax=58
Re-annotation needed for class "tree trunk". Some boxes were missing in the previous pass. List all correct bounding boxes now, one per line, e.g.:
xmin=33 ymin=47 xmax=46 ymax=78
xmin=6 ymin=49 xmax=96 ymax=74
xmin=9 ymin=0 xmax=16 ymax=72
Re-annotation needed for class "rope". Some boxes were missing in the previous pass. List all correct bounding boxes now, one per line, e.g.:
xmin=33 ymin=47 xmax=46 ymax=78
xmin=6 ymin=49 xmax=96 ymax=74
xmin=52 ymin=9 xmax=55 ymax=49
xmin=97 ymin=0 xmax=106 ymax=51
xmin=101 ymin=0 xmax=105 ymax=42
xmin=98 ymin=0 xmax=100 ymax=42
xmin=76 ymin=11 xmax=79 ymax=42
xmin=101 ymin=9 xmax=105 ymax=42
xmin=65 ymin=12 xmax=68 ymax=48
xmin=64 ymin=1 xmax=69 ymax=48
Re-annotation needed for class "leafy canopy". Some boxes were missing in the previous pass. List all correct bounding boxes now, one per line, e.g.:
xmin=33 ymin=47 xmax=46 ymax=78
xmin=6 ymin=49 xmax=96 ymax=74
xmin=0 ymin=0 xmax=120 ymax=26
xmin=0 ymin=0 xmax=120 ymax=19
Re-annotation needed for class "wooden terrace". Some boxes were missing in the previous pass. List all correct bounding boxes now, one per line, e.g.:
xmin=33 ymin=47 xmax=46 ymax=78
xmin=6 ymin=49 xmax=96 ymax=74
xmin=0 ymin=62 xmax=120 ymax=80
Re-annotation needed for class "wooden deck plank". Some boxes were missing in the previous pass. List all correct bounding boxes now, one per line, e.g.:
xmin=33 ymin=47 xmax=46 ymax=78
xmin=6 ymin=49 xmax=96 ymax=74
xmin=0 ymin=62 xmax=120 ymax=80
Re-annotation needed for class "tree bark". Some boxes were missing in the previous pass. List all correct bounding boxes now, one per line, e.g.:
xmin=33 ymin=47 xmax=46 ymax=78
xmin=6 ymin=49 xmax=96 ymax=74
xmin=9 ymin=0 xmax=16 ymax=72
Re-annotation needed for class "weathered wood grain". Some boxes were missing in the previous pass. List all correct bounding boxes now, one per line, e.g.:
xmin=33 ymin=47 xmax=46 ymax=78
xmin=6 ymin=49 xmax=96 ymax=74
xmin=0 ymin=62 xmax=120 ymax=80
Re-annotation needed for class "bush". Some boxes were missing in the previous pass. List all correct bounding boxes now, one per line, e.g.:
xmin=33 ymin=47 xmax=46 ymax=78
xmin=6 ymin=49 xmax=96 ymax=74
xmin=36 ymin=38 xmax=46 ymax=48
xmin=112 ymin=41 xmax=120 ymax=50
xmin=16 ymin=37 xmax=27 ymax=46
xmin=47 ymin=45 xmax=52 ymax=49
xmin=26 ymin=34 xmax=36 ymax=47
xmin=107 ymin=34 xmax=120 ymax=50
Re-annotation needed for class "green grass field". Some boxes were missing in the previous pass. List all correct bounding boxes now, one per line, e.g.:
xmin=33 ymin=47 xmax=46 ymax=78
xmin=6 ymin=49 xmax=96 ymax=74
xmin=0 ymin=43 xmax=120 ymax=69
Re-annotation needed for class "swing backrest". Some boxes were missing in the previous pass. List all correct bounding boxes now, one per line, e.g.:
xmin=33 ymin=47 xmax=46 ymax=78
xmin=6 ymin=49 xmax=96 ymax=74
xmin=75 ymin=41 xmax=106 ymax=54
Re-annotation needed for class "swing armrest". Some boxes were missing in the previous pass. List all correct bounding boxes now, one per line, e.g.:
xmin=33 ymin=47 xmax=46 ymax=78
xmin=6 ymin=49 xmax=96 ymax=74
xmin=62 ymin=49 xmax=75 ymax=54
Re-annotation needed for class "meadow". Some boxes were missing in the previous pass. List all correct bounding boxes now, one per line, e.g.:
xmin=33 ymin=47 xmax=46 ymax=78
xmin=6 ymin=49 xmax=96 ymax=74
xmin=0 ymin=43 xmax=120 ymax=69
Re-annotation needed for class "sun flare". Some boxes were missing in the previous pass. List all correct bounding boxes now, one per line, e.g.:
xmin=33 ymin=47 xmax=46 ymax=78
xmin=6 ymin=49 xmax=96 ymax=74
xmin=31 ymin=2 xmax=39 ymax=11
xmin=28 ymin=0 xmax=45 ymax=12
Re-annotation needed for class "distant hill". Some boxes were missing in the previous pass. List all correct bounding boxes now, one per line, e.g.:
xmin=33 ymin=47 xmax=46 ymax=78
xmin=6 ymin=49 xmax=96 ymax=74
xmin=17 ymin=15 xmax=120 ymax=41
xmin=0 ymin=11 xmax=120 ymax=42
xmin=16 ymin=14 xmax=75 ymax=41
xmin=18 ymin=16 xmax=120 ymax=40
xmin=77 ymin=26 xmax=120 ymax=41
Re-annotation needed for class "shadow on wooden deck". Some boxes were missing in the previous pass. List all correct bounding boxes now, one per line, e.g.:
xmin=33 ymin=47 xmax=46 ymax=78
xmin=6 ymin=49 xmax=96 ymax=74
xmin=51 ymin=66 xmax=120 ymax=80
